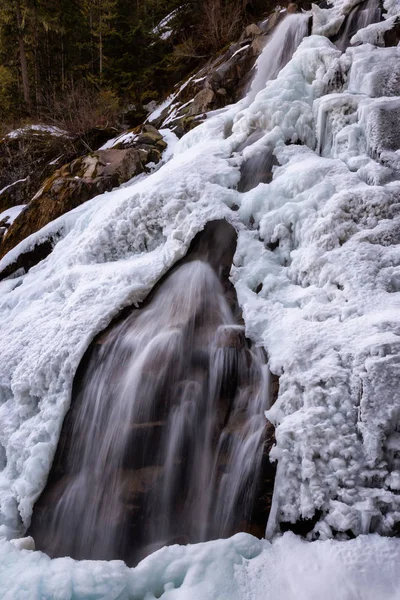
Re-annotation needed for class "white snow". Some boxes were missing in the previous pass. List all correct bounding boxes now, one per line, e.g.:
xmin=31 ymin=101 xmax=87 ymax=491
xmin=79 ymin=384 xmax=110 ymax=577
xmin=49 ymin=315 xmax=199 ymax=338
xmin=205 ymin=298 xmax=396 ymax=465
xmin=0 ymin=7 xmax=399 ymax=594
xmin=0 ymin=205 xmax=25 ymax=226
xmin=48 ymin=155 xmax=63 ymax=166
xmin=98 ymin=131 xmax=138 ymax=150
xmin=231 ymin=44 xmax=250 ymax=59
xmin=147 ymin=77 xmax=195 ymax=124
xmin=159 ymin=128 xmax=179 ymax=162
xmin=5 ymin=125 xmax=69 ymax=140
xmin=152 ymin=8 xmax=181 ymax=41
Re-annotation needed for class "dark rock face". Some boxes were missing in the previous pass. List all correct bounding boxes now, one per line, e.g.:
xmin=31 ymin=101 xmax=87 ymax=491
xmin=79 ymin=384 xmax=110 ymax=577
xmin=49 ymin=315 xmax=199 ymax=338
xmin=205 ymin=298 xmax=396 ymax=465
xmin=0 ymin=179 xmax=30 ymax=214
xmin=383 ymin=17 xmax=400 ymax=46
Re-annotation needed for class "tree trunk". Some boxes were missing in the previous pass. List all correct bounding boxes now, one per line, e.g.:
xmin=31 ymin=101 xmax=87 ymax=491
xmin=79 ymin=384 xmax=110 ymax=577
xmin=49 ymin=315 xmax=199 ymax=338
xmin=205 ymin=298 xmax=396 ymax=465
xmin=15 ymin=2 xmax=31 ymax=112
xmin=99 ymin=7 xmax=103 ymax=81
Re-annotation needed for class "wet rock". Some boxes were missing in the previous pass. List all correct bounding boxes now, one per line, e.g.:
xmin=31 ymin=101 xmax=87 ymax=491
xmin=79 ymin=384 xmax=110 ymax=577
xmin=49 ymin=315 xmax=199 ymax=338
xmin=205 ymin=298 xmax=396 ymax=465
xmin=189 ymin=88 xmax=216 ymax=116
xmin=251 ymin=35 xmax=268 ymax=55
xmin=243 ymin=23 xmax=263 ymax=39
xmin=384 ymin=17 xmax=400 ymax=46
xmin=215 ymin=326 xmax=246 ymax=350
xmin=287 ymin=3 xmax=299 ymax=14
xmin=120 ymin=467 xmax=164 ymax=500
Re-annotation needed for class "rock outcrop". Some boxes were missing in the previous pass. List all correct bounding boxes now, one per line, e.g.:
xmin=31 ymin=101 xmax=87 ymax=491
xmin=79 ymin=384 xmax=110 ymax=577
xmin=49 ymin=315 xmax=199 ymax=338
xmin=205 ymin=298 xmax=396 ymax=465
xmin=148 ymin=8 xmax=286 ymax=136
xmin=0 ymin=126 xmax=74 ymax=213
xmin=0 ymin=125 xmax=167 ymax=279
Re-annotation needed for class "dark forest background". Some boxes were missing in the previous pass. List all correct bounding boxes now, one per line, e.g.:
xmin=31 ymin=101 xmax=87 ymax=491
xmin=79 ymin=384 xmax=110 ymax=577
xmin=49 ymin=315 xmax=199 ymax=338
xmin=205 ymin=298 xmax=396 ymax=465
xmin=0 ymin=0 xmax=271 ymax=134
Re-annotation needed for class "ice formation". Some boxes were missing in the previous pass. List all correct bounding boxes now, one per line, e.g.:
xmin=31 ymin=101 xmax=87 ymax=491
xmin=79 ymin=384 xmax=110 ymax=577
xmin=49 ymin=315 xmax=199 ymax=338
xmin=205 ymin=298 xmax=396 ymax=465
xmin=0 ymin=0 xmax=399 ymax=594
xmin=2 ymin=532 xmax=400 ymax=599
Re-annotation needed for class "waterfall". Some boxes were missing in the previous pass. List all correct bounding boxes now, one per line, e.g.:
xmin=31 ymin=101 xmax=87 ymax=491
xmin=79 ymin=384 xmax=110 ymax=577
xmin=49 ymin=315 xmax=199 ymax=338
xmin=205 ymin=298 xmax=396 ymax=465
xmin=247 ymin=13 xmax=310 ymax=102
xmin=30 ymin=222 xmax=269 ymax=564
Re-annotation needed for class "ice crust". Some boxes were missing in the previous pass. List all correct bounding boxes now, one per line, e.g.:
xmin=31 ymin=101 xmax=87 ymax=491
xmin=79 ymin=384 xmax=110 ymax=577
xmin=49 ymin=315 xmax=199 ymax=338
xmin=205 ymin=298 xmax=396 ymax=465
xmin=0 ymin=17 xmax=400 ymax=593
xmin=1 ymin=532 xmax=400 ymax=599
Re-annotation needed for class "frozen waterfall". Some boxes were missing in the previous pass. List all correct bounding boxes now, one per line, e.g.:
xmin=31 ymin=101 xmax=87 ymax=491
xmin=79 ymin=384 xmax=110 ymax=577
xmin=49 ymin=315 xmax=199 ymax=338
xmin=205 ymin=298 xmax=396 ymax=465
xmin=1 ymin=1 xmax=400 ymax=596
xmin=29 ymin=221 xmax=271 ymax=564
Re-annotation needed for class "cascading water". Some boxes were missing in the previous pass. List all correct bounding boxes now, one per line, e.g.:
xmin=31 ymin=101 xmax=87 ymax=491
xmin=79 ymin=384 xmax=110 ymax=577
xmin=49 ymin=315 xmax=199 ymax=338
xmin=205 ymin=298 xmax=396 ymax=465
xmin=333 ymin=0 xmax=381 ymax=51
xmin=247 ymin=13 xmax=310 ymax=102
xmin=30 ymin=222 xmax=270 ymax=564
xmin=236 ymin=12 xmax=310 ymax=193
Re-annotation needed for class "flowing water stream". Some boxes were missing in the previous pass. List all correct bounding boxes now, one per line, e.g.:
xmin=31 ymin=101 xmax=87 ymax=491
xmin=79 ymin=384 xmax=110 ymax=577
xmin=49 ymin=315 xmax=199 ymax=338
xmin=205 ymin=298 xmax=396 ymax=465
xmin=247 ymin=13 xmax=310 ymax=102
xmin=333 ymin=0 xmax=381 ymax=51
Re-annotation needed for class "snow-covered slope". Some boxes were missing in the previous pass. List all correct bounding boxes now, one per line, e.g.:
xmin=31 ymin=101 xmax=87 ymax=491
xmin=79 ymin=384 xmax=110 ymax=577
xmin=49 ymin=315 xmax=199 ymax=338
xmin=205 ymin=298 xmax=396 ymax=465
xmin=0 ymin=5 xmax=400 ymax=596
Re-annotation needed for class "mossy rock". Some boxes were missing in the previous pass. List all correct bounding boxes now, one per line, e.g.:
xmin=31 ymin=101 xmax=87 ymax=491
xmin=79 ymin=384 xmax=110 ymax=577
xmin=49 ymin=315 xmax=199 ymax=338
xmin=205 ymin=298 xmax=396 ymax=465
xmin=0 ymin=148 xmax=146 ymax=273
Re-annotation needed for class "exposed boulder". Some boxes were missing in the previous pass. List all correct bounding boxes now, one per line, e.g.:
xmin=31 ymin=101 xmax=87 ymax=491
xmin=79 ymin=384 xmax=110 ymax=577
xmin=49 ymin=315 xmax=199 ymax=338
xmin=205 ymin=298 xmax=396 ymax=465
xmin=136 ymin=124 xmax=167 ymax=148
xmin=98 ymin=124 xmax=167 ymax=162
xmin=287 ymin=3 xmax=299 ymax=14
xmin=243 ymin=23 xmax=263 ymax=38
xmin=188 ymin=88 xmax=216 ymax=116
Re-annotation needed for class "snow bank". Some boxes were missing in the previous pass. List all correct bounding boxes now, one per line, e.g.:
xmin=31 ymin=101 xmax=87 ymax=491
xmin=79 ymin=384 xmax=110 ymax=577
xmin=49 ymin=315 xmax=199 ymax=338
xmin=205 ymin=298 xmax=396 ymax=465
xmin=1 ymin=532 xmax=400 ymax=599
